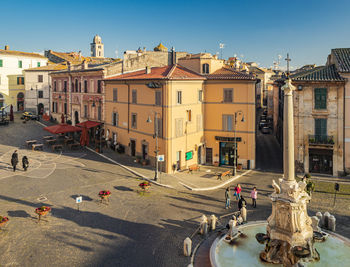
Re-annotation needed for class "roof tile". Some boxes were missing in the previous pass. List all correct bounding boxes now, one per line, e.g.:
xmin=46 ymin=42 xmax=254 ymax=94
xmin=332 ymin=48 xmax=350 ymax=73
xmin=206 ymin=67 xmax=256 ymax=80
xmin=291 ymin=64 xmax=344 ymax=82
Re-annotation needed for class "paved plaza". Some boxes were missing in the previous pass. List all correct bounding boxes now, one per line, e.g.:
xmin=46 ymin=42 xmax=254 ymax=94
xmin=0 ymin=117 xmax=349 ymax=267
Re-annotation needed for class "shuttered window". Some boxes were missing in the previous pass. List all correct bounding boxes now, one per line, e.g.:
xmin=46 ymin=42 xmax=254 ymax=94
xmin=38 ymin=75 xmax=43 ymax=83
xmin=17 ymin=77 xmax=24 ymax=85
xmin=315 ymin=118 xmax=327 ymax=136
xmin=155 ymin=90 xmax=161 ymax=106
xmin=177 ymin=91 xmax=182 ymax=104
xmin=0 ymin=59 xmax=3 ymax=67
xmin=113 ymin=88 xmax=118 ymax=102
xmin=84 ymin=80 xmax=88 ymax=93
xmin=175 ymin=118 xmax=183 ymax=137
xmin=223 ymin=88 xmax=233 ymax=102
xmin=131 ymin=113 xmax=137 ymax=128
xmin=37 ymin=62 xmax=41 ymax=67
xmin=18 ymin=61 xmax=22 ymax=68
xmin=222 ymin=115 xmax=233 ymax=131
xmin=314 ymin=88 xmax=327 ymax=110
xmin=132 ymin=90 xmax=137 ymax=104
xmin=112 ymin=112 xmax=119 ymax=126
xmin=197 ymin=114 xmax=203 ymax=131
xmin=155 ymin=117 xmax=162 ymax=137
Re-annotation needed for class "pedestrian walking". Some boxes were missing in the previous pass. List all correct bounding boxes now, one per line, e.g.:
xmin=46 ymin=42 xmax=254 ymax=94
xmin=234 ymin=184 xmax=242 ymax=200
xmin=251 ymin=187 xmax=258 ymax=208
xmin=11 ymin=150 xmax=18 ymax=172
xmin=238 ymin=196 xmax=247 ymax=211
xmin=22 ymin=156 xmax=29 ymax=171
xmin=225 ymin=187 xmax=231 ymax=209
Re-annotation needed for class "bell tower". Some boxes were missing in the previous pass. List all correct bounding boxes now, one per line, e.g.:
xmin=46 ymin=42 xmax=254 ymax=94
xmin=91 ymin=34 xmax=104 ymax=58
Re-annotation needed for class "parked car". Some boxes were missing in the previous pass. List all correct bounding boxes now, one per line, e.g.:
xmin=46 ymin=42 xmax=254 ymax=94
xmin=21 ymin=112 xmax=39 ymax=120
xmin=263 ymin=110 xmax=267 ymax=116
xmin=259 ymin=120 xmax=268 ymax=129
xmin=261 ymin=127 xmax=270 ymax=134
xmin=260 ymin=115 xmax=267 ymax=121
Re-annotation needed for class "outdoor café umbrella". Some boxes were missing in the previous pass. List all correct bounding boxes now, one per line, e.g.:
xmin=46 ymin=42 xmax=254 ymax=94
xmin=80 ymin=127 xmax=89 ymax=146
xmin=43 ymin=124 xmax=82 ymax=134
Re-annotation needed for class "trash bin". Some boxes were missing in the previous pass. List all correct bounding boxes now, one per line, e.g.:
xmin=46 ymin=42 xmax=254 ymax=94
xmin=247 ymin=160 xmax=251 ymax=170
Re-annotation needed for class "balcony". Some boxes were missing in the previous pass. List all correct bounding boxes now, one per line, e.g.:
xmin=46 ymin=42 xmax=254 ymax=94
xmin=308 ymin=135 xmax=334 ymax=146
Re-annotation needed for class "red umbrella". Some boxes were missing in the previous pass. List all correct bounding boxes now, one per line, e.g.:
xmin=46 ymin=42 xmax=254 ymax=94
xmin=9 ymin=105 xmax=14 ymax=121
xmin=43 ymin=124 xmax=82 ymax=134
xmin=61 ymin=114 xmax=65 ymax=124
xmin=80 ymin=127 xmax=89 ymax=146
xmin=76 ymin=120 xmax=101 ymax=129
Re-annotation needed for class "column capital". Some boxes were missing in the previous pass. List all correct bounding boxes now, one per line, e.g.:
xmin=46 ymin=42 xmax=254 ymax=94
xmin=282 ymin=78 xmax=296 ymax=96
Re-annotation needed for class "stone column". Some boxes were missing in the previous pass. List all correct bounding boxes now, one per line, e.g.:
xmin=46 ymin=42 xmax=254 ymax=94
xmin=282 ymin=79 xmax=296 ymax=181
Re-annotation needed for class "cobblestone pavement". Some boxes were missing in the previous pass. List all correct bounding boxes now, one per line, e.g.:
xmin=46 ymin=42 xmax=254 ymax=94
xmin=0 ymin=115 xmax=349 ymax=267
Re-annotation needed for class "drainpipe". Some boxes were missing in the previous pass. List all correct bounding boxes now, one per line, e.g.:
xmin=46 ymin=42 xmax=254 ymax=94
xmin=127 ymin=81 xmax=130 ymax=133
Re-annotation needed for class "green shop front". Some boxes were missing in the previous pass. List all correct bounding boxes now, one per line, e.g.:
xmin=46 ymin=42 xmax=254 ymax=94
xmin=216 ymin=136 xmax=241 ymax=166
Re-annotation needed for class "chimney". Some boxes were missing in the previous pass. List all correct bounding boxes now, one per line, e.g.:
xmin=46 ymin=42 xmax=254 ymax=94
xmin=67 ymin=62 xmax=71 ymax=71
xmin=145 ymin=66 xmax=151 ymax=74
xmin=171 ymin=47 xmax=176 ymax=65
xmin=4 ymin=45 xmax=9 ymax=50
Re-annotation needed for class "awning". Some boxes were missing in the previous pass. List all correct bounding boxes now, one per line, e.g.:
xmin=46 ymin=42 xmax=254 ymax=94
xmin=44 ymin=124 xmax=82 ymax=134
xmin=76 ymin=120 xmax=101 ymax=129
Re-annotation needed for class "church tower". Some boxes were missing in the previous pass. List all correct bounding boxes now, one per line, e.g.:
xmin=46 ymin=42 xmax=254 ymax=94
xmin=91 ymin=34 xmax=104 ymax=57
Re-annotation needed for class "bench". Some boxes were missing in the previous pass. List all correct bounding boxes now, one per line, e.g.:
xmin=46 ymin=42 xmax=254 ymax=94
xmin=188 ymin=164 xmax=200 ymax=174
xmin=45 ymin=139 xmax=56 ymax=145
xmin=52 ymin=144 xmax=63 ymax=151
xmin=26 ymin=140 xmax=37 ymax=148
xmin=43 ymin=136 xmax=54 ymax=140
xmin=217 ymin=170 xmax=231 ymax=180
xmin=32 ymin=144 xmax=43 ymax=151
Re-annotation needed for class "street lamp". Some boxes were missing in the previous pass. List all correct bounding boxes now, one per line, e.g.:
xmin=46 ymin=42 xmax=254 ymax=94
xmin=30 ymin=86 xmax=38 ymax=114
xmin=146 ymin=112 xmax=160 ymax=181
xmin=233 ymin=110 xmax=245 ymax=176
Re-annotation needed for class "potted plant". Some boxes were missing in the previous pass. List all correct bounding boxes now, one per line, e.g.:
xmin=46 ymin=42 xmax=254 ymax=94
xmin=35 ymin=206 xmax=51 ymax=222
xmin=214 ymin=161 xmax=219 ymax=167
xmin=139 ymin=181 xmax=151 ymax=191
xmin=99 ymin=190 xmax=111 ymax=203
xmin=0 ymin=216 xmax=9 ymax=228
xmin=306 ymin=180 xmax=315 ymax=196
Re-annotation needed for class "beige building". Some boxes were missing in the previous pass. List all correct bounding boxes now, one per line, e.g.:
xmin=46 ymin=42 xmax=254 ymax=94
xmin=104 ymin=54 xmax=256 ymax=173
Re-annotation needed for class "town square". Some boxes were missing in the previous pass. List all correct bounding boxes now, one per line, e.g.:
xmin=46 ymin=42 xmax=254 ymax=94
xmin=1 ymin=1 xmax=350 ymax=266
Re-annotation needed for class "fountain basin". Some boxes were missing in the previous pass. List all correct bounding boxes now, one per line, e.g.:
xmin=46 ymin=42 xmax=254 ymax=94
xmin=210 ymin=221 xmax=350 ymax=267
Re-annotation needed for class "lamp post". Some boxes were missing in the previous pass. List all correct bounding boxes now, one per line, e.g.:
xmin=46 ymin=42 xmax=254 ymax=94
xmin=30 ymin=86 xmax=38 ymax=114
xmin=146 ymin=112 xmax=159 ymax=181
xmin=233 ymin=110 xmax=245 ymax=176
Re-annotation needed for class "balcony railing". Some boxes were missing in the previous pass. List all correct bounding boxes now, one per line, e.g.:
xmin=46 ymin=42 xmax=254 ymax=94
xmin=308 ymin=135 xmax=334 ymax=145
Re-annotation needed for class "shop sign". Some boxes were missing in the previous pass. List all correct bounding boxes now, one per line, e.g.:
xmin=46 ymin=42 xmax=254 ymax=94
xmin=215 ymin=136 xmax=241 ymax=142
xmin=185 ymin=151 xmax=193 ymax=161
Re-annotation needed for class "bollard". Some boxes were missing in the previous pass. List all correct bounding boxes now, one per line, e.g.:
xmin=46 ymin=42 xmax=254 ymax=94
xmin=316 ymin=212 xmax=323 ymax=228
xmin=311 ymin=216 xmax=320 ymax=232
xmin=183 ymin=237 xmax=192 ymax=256
xmin=210 ymin=215 xmax=218 ymax=231
xmin=323 ymin=212 xmax=330 ymax=230
xmin=241 ymin=206 xmax=247 ymax=222
xmin=328 ymin=215 xmax=336 ymax=232
xmin=199 ymin=215 xmax=208 ymax=235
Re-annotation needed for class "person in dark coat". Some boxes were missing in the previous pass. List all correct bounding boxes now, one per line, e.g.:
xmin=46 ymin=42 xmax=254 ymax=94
xmin=238 ymin=196 xmax=247 ymax=211
xmin=22 ymin=156 xmax=29 ymax=171
xmin=11 ymin=150 xmax=19 ymax=172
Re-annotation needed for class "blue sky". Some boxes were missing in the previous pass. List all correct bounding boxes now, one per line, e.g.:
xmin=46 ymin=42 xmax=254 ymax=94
xmin=2 ymin=0 xmax=350 ymax=69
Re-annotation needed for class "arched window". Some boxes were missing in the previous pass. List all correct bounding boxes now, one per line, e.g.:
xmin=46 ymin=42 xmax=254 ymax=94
xmin=17 ymin=92 xmax=24 ymax=99
xmin=202 ymin=63 xmax=209 ymax=74
xmin=75 ymin=79 xmax=78 ymax=92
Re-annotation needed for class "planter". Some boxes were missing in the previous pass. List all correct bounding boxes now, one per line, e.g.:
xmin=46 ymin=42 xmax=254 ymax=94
xmin=35 ymin=206 xmax=51 ymax=222
xmin=237 ymin=164 xmax=243 ymax=170
xmin=139 ymin=182 xmax=151 ymax=191
xmin=0 ymin=216 xmax=9 ymax=228
xmin=99 ymin=190 xmax=111 ymax=203
xmin=214 ymin=161 xmax=219 ymax=167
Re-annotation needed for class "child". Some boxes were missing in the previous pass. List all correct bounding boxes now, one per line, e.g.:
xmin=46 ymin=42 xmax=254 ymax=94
xmin=251 ymin=187 xmax=257 ymax=208
xmin=225 ymin=187 xmax=231 ymax=209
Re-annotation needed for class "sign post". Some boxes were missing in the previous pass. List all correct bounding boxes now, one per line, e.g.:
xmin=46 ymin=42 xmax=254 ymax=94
xmin=333 ymin=183 xmax=340 ymax=207
xmin=76 ymin=196 xmax=82 ymax=211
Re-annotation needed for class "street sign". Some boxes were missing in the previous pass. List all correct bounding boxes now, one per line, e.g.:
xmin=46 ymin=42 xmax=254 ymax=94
xmin=157 ymin=155 xmax=164 ymax=162
xmin=76 ymin=196 xmax=82 ymax=203
xmin=185 ymin=151 xmax=193 ymax=161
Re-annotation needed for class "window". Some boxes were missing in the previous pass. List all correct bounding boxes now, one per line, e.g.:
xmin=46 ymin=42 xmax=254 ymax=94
xmin=0 ymin=59 xmax=3 ymax=67
xmin=18 ymin=60 xmax=22 ymax=68
xmin=155 ymin=117 xmax=162 ymax=137
xmin=131 ymin=113 xmax=137 ymax=128
xmin=155 ymin=90 xmax=161 ymax=106
xmin=37 ymin=62 xmax=41 ymax=67
xmin=97 ymin=80 xmax=102 ymax=93
xmin=84 ymin=105 xmax=88 ymax=117
xmin=197 ymin=114 xmax=203 ymax=131
xmin=64 ymin=81 xmax=67 ymax=92
xmin=79 ymin=82 xmax=81 ymax=93
xmin=177 ymin=91 xmax=182 ymax=104
xmin=187 ymin=110 xmax=192 ymax=122
xmin=112 ymin=112 xmax=119 ymax=126
xmin=132 ymin=89 xmax=137 ymax=104
xmin=198 ymin=90 xmax=203 ymax=102
xmin=315 ymin=88 xmax=327 ymax=110
xmin=64 ymin=103 xmax=67 ymax=114
xmin=202 ymin=63 xmax=209 ymax=74
xmin=84 ymin=80 xmax=88 ymax=93
xmin=222 ymin=115 xmax=233 ymax=131
xmin=175 ymin=118 xmax=183 ymax=137
xmin=315 ymin=118 xmax=327 ymax=137
xmin=54 ymin=81 xmax=57 ymax=91
xmin=38 ymin=90 xmax=43 ymax=98
xmin=90 ymin=80 xmax=94 ymax=92
xmin=75 ymin=79 xmax=78 ymax=92
xmin=98 ymin=106 xmax=101 ymax=120
xmin=38 ymin=75 xmax=43 ymax=83
xmin=52 ymin=102 xmax=55 ymax=112
xmin=113 ymin=88 xmax=118 ymax=102
xmin=223 ymin=88 xmax=233 ymax=103
xmin=17 ymin=77 xmax=24 ymax=85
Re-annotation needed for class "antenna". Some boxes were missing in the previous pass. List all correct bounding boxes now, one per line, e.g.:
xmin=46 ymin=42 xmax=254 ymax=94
xmin=219 ymin=43 xmax=225 ymax=59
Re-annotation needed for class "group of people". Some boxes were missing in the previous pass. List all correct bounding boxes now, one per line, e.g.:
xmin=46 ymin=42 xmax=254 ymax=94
xmin=225 ymin=183 xmax=258 ymax=209
xmin=11 ymin=150 xmax=29 ymax=172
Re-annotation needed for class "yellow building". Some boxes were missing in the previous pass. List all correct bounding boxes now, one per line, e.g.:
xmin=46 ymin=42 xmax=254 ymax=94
xmin=104 ymin=57 xmax=256 ymax=173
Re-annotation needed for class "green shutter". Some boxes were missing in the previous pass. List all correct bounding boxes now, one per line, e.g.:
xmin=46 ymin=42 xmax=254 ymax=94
xmin=315 ymin=118 xmax=327 ymax=136
xmin=315 ymin=88 xmax=327 ymax=110
xmin=0 ymin=59 xmax=3 ymax=67
xmin=37 ymin=62 xmax=40 ymax=67
xmin=18 ymin=61 xmax=22 ymax=68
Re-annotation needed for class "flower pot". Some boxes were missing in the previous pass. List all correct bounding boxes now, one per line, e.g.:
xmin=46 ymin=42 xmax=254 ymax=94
xmin=237 ymin=164 xmax=243 ymax=170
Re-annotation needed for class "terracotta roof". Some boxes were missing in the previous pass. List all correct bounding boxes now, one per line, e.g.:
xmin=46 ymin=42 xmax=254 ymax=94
xmin=48 ymin=51 xmax=117 ymax=65
xmin=106 ymin=65 xmax=205 ymax=81
xmin=24 ymin=64 xmax=67 ymax=71
xmin=206 ymin=67 xmax=256 ymax=80
xmin=291 ymin=64 xmax=345 ymax=82
xmin=0 ymin=49 xmax=46 ymax=59
xmin=332 ymin=48 xmax=350 ymax=72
